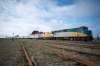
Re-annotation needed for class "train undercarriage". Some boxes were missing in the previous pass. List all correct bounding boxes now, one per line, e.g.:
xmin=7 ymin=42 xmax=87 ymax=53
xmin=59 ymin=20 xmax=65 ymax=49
xmin=39 ymin=36 xmax=93 ymax=41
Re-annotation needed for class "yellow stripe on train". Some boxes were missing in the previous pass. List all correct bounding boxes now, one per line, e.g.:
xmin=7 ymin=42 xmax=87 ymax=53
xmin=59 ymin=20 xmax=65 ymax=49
xmin=53 ymin=32 xmax=88 ymax=37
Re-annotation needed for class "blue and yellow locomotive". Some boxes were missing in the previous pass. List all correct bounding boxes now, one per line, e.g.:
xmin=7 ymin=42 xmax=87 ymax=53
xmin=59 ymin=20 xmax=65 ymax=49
xmin=31 ymin=26 xmax=93 ymax=41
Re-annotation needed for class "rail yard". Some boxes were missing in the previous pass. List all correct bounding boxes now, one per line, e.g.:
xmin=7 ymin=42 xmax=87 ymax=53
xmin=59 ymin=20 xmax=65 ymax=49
xmin=0 ymin=0 xmax=100 ymax=66
xmin=0 ymin=38 xmax=100 ymax=66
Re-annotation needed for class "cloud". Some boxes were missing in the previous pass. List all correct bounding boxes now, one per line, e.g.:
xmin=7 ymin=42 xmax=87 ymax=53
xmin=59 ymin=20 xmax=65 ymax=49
xmin=50 ymin=0 xmax=100 ymax=18
xmin=0 ymin=0 xmax=100 ymax=37
xmin=51 ymin=0 xmax=75 ymax=6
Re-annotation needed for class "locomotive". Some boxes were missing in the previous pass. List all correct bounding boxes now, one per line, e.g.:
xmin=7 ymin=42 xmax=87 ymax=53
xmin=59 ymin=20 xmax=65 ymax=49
xmin=31 ymin=26 xmax=93 ymax=41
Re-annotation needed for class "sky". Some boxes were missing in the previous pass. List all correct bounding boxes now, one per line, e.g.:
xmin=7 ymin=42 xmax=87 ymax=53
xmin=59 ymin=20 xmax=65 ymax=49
xmin=0 ymin=0 xmax=100 ymax=37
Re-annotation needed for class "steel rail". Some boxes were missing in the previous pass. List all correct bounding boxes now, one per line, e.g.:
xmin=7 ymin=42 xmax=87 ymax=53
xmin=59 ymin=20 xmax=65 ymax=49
xmin=45 ymin=45 xmax=100 ymax=66
xmin=22 ymin=46 xmax=36 ymax=66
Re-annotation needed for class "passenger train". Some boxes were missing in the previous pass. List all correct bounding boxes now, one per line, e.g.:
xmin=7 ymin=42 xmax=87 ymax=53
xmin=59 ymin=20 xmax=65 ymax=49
xmin=31 ymin=26 xmax=93 ymax=41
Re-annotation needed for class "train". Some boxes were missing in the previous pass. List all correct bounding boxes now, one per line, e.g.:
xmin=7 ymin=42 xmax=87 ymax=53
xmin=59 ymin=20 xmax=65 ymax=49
xmin=31 ymin=26 xmax=93 ymax=41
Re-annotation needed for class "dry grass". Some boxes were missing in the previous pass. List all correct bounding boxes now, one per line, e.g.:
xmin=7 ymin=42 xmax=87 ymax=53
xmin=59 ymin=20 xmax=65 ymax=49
xmin=0 ymin=38 xmax=27 ymax=66
xmin=0 ymin=38 xmax=100 ymax=66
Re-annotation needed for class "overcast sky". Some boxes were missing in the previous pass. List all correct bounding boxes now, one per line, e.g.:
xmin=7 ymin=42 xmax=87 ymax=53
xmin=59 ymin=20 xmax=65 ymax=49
xmin=0 ymin=0 xmax=100 ymax=37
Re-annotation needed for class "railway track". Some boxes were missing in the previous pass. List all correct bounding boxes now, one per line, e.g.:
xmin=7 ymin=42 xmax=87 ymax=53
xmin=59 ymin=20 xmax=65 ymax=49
xmin=45 ymin=43 xmax=100 ymax=56
xmin=44 ymin=45 xmax=100 ymax=66
xmin=22 ymin=46 xmax=38 ymax=66
xmin=44 ymin=41 xmax=100 ymax=49
xmin=22 ymin=43 xmax=100 ymax=66
xmin=0 ymin=39 xmax=99 ymax=66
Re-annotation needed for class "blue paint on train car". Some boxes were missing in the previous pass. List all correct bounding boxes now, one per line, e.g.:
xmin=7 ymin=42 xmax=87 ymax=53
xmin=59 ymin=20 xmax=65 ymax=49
xmin=52 ymin=26 xmax=93 ymax=38
xmin=53 ymin=26 xmax=89 ymax=33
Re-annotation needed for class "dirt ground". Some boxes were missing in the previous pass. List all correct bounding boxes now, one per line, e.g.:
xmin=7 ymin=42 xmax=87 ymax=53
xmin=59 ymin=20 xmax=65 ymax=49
xmin=0 ymin=39 xmax=26 ymax=66
xmin=0 ymin=38 xmax=100 ymax=66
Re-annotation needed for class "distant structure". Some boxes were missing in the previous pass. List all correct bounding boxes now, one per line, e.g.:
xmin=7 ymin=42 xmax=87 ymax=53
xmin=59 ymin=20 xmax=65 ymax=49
xmin=31 ymin=31 xmax=53 ymax=38
xmin=96 ymin=34 xmax=100 ymax=40
xmin=31 ymin=31 xmax=43 ymax=38
xmin=31 ymin=26 xmax=93 ymax=41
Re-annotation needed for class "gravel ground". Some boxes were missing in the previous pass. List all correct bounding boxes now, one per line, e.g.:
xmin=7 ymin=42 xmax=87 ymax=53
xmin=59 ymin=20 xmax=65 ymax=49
xmin=0 ymin=38 xmax=100 ymax=66
xmin=21 ymin=39 xmax=78 ymax=66
xmin=0 ymin=39 xmax=26 ymax=66
xmin=20 ymin=39 xmax=100 ymax=66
